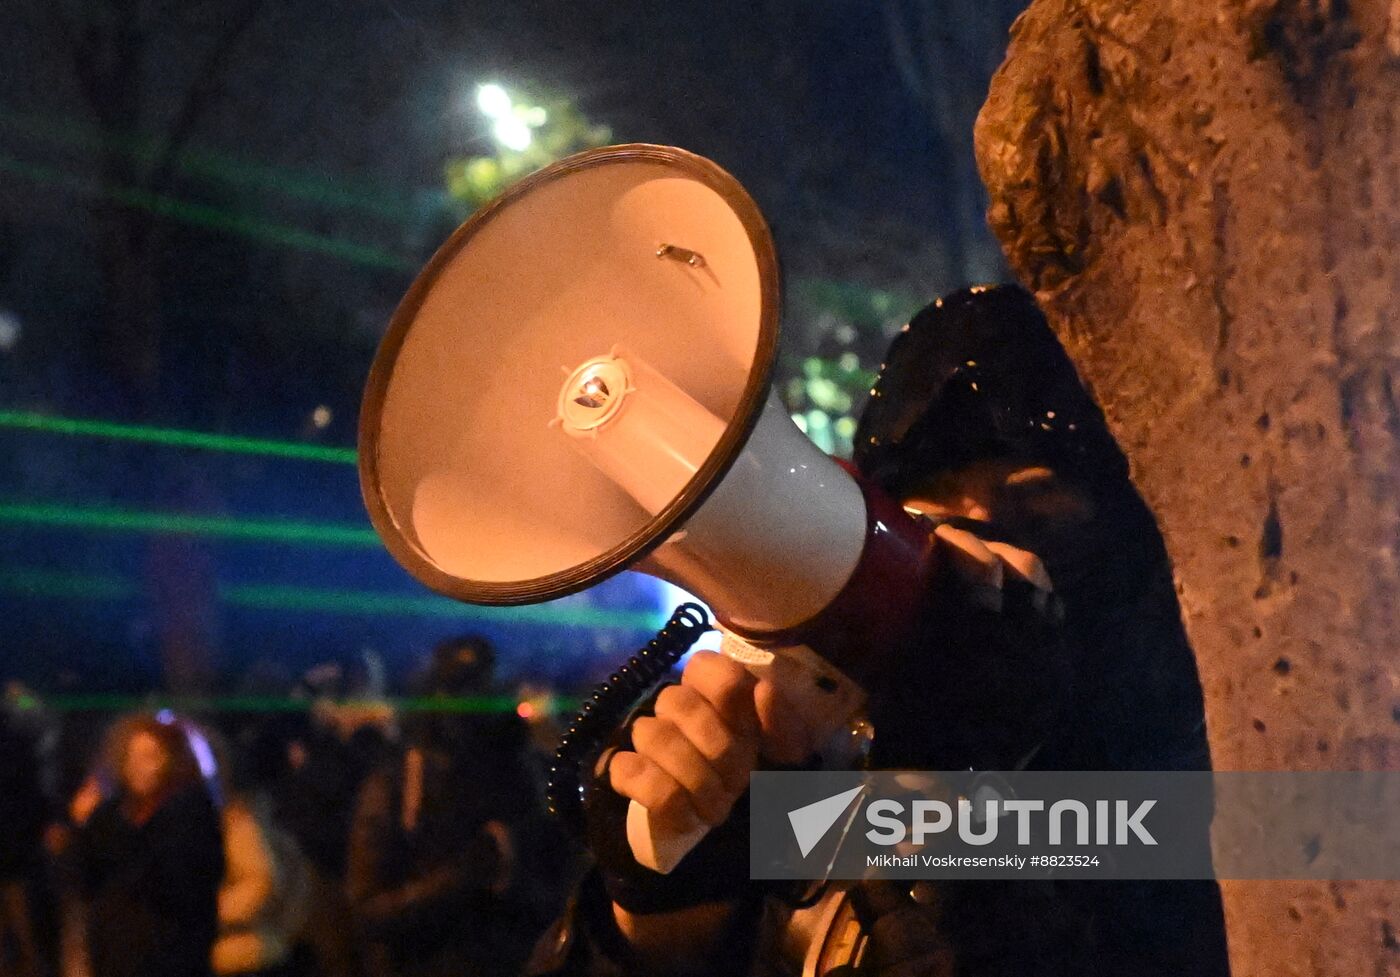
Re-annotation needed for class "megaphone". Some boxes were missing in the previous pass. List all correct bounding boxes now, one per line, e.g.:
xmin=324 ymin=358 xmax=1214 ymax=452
xmin=359 ymin=144 xmax=940 ymax=871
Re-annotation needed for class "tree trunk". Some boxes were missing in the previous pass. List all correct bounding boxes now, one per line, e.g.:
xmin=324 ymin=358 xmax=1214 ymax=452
xmin=974 ymin=1 xmax=1400 ymax=974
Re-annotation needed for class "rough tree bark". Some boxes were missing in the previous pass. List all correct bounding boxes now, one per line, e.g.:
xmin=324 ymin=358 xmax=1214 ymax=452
xmin=974 ymin=1 xmax=1400 ymax=974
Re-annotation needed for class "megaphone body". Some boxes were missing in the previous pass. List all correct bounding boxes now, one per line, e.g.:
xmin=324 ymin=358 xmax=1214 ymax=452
xmin=359 ymin=144 xmax=940 ymax=871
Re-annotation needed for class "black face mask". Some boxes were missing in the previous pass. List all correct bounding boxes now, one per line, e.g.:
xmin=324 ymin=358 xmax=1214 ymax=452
xmin=854 ymin=285 xmax=1178 ymax=661
xmin=856 ymin=286 xmax=1209 ymax=773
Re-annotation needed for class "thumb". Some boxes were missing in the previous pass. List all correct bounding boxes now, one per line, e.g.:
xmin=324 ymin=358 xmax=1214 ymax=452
xmin=754 ymin=678 xmax=818 ymax=766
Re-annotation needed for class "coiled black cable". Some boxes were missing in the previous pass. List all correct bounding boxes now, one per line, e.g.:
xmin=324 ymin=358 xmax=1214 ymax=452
xmin=546 ymin=602 xmax=711 ymax=834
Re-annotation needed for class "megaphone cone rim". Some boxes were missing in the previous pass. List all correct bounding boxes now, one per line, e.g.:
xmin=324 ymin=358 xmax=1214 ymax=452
xmin=358 ymin=143 xmax=781 ymax=606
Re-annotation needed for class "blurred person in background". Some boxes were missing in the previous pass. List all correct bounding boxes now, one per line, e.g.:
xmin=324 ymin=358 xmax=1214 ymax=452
xmin=309 ymin=651 xmax=396 ymax=751
xmin=346 ymin=636 xmax=537 ymax=977
xmin=507 ymin=683 xmax=588 ymax=936
xmin=208 ymin=733 xmax=311 ymax=977
xmin=0 ymin=703 xmax=48 ymax=977
xmin=69 ymin=715 xmax=225 ymax=977
xmin=277 ymin=658 xmax=393 ymax=880
xmin=268 ymin=658 xmax=394 ymax=977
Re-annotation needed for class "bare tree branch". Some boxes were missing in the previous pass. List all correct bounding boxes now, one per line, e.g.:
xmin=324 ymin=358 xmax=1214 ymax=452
xmin=147 ymin=0 xmax=268 ymax=193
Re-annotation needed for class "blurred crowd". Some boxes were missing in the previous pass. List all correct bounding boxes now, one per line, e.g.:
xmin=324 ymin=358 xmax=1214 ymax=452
xmin=0 ymin=636 xmax=582 ymax=977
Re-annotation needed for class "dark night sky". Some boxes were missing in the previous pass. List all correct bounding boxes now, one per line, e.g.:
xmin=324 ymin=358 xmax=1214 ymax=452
xmin=2 ymin=0 xmax=981 ymax=274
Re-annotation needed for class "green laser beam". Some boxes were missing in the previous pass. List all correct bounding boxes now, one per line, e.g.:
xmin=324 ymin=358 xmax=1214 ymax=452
xmin=223 ymin=582 xmax=664 ymax=630
xmin=2 ymin=567 xmax=139 ymax=601
xmin=0 ymin=154 xmax=418 ymax=273
xmin=0 ymin=501 xmax=381 ymax=547
xmin=16 ymin=693 xmax=579 ymax=715
xmin=0 ymin=109 xmax=921 ymax=316
xmin=1 ymin=567 xmax=668 ymax=632
xmin=0 ymin=411 xmax=358 ymax=464
xmin=0 ymin=105 xmax=431 ymax=224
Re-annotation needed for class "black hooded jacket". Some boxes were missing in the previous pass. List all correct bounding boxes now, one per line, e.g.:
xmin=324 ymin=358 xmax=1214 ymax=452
xmin=525 ymin=287 xmax=1231 ymax=977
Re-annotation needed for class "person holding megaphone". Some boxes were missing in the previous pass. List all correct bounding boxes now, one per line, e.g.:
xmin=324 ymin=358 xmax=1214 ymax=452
xmin=354 ymin=147 xmax=1230 ymax=976
xmin=521 ymin=286 xmax=1231 ymax=977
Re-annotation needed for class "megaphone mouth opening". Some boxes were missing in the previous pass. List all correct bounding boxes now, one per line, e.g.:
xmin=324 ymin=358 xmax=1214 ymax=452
xmin=358 ymin=144 xmax=781 ymax=606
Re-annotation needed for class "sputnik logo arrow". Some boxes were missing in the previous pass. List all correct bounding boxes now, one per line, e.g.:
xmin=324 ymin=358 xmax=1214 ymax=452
xmin=787 ymin=784 xmax=866 ymax=858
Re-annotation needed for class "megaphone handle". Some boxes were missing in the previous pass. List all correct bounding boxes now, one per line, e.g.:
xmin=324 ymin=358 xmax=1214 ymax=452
xmin=626 ymin=798 xmax=711 ymax=874
xmin=622 ymin=641 xmax=768 ymax=874
xmin=621 ymin=639 xmax=866 ymax=874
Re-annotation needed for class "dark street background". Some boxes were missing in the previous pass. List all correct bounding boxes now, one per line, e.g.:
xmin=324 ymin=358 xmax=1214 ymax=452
xmin=0 ymin=7 xmax=1033 ymax=977
xmin=0 ymin=0 xmax=1026 ymax=694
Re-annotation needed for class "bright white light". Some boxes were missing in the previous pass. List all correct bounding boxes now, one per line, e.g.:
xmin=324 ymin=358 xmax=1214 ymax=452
xmin=492 ymin=116 xmax=532 ymax=151
xmin=522 ymin=105 xmax=547 ymax=128
xmin=476 ymin=83 xmax=512 ymax=119
xmin=311 ymin=405 xmax=332 ymax=429
xmin=0 ymin=310 xmax=19 ymax=351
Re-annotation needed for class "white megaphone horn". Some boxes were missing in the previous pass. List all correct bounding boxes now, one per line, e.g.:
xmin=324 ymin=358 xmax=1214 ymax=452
xmin=358 ymin=144 xmax=940 ymax=872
